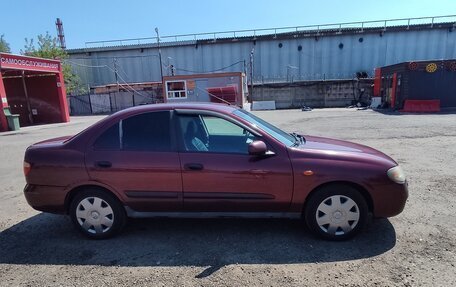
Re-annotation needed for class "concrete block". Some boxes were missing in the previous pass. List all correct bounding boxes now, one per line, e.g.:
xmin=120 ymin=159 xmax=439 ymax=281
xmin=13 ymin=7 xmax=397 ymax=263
xmin=252 ymin=101 xmax=276 ymax=110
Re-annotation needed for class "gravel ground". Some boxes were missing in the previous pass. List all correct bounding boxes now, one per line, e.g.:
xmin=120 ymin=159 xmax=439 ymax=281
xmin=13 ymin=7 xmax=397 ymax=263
xmin=0 ymin=108 xmax=455 ymax=286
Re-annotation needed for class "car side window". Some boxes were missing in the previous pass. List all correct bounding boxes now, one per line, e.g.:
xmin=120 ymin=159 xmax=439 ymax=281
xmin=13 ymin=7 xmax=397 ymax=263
xmin=93 ymin=123 xmax=120 ymax=150
xmin=121 ymin=111 xmax=171 ymax=151
xmin=203 ymin=116 xmax=245 ymax=136
xmin=179 ymin=114 xmax=257 ymax=154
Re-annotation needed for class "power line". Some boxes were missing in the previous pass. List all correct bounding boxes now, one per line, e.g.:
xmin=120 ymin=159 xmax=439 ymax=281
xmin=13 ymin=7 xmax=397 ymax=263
xmin=63 ymin=60 xmax=110 ymax=69
xmin=116 ymin=64 xmax=131 ymax=81
xmin=194 ymin=86 xmax=232 ymax=106
xmin=174 ymin=60 xmax=244 ymax=74
xmin=114 ymin=69 xmax=154 ymax=98
xmin=68 ymin=54 xmax=160 ymax=60
xmin=66 ymin=59 xmax=153 ymax=98
xmin=66 ymin=58 xmax=245 ymax=75
xmin=66 ymin=58 xmax=246 ymax=101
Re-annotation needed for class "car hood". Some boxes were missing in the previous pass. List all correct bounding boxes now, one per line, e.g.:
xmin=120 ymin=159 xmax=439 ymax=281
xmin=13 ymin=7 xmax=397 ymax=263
xmin=290 ymin=135 xmax=397 ymax=167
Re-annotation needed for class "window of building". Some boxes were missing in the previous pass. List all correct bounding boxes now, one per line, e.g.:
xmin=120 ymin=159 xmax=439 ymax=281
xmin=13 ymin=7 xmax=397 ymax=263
xmin=166 ymin=80 xmax=187 ymax=99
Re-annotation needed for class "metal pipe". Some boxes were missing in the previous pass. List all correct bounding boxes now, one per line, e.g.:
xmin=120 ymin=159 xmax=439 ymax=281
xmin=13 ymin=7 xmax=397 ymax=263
xmin=155 ymin=28 xmax=164 ymax=83
xmin=21 ymin=71 xmax=34 ymax=125
xmin=113 ymin=58 xmax=119 ymax=93
xmin=250 ymin=48 xmax=254 ymax=102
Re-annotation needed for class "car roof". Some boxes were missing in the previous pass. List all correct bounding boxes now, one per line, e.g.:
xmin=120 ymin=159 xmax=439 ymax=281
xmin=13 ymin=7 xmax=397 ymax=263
xmin=113 ymin=102 xmax=239 ymax=117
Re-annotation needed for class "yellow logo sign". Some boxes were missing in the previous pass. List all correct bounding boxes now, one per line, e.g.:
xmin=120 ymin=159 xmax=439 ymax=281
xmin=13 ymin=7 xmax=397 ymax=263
xmin=426 ymin=63 xmax=438 ymax=73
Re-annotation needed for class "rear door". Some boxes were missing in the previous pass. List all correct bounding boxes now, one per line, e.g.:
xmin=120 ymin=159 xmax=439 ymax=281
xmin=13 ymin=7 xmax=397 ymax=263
xmin=85 ymin=111 xmax=182 ymax=212
xmin=176 ymin=110 xmax=294 ymax=212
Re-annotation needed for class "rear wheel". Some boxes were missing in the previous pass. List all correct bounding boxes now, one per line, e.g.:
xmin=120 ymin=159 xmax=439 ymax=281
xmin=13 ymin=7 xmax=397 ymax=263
xmin=69 ymin=189 xmax=126 ymax=239
xmin=305 ymin=184 xmax=368 ymax=240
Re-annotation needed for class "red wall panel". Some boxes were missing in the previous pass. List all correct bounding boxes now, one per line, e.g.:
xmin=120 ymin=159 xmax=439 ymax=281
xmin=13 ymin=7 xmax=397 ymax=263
xmin=373 ymin=68 xmax=381 ymax=97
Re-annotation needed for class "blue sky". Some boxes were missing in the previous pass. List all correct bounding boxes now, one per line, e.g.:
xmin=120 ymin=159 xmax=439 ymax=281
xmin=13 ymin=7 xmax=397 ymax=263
xmin=2 ymin=0 xmax=456 ymax=53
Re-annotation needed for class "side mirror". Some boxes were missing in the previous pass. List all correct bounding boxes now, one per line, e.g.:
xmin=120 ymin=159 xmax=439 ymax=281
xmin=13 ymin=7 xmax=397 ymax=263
xmin=248 ymin=140 xmax=267 ymax=155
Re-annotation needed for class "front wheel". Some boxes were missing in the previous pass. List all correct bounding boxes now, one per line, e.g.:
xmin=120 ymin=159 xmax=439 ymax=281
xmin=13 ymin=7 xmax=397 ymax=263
xmin=69 ymin=189 xmax=126 ymax=239
xmin=305 ymin=185 xmax=368 ymax=240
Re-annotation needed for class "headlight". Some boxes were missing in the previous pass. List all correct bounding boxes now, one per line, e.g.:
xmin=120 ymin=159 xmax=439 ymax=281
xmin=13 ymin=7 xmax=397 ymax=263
xmin=387 ymin=166 xmax=406 ymax=184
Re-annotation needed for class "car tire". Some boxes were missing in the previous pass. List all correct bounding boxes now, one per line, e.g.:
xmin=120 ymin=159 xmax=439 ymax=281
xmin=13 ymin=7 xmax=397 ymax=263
xmin=304 ymin=184 xmax=368 ymax=241
xmin=69 ymin=189 xmax=126 ymax=239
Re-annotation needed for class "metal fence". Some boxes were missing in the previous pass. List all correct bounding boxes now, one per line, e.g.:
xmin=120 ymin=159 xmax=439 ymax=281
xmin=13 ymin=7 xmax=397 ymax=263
xmin=84 ymin=15 xmax=456 ymax=48
xmin=68 ymin=89 xmax=162 ymax=116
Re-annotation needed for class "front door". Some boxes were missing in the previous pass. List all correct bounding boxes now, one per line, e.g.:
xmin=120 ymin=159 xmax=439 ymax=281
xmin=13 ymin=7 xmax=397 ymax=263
xmin=176 ymin=112 xmax=293 ymax=212
xmin=85 ymin=111 xmax=182 ymax=212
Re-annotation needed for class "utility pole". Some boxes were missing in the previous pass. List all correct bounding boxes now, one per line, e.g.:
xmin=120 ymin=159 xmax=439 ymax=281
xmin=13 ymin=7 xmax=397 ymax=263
xmin=249 ymin=48 xmax=254 ymax=103
xmin=55 ymin=18 xmax=66 ymax=50
xmin=155 ymin=27 xmax=164 ymax=83
xmin=166 ymin=57 xmax=175 ymax=76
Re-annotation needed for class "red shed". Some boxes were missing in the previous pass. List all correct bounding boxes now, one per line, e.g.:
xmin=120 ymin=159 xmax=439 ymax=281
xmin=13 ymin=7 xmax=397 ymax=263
xmin=0 ymin=53 xmax=69 ymax=131
xmin=373 ymin=59 xmax=456 ymax=111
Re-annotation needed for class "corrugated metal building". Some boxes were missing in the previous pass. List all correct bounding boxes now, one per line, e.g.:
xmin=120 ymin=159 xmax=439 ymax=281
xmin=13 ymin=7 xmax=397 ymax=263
xmin=67 ymin=16 xmax=456 ymax=90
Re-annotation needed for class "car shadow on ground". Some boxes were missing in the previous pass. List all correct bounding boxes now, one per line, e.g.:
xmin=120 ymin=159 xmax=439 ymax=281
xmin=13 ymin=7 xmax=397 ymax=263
xmin=0 ymin=214 xmax=396 ymax=278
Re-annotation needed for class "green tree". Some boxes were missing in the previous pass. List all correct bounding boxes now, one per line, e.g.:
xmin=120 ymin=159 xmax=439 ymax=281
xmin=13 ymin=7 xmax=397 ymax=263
xmin=22 ymin=32 xmax=85 ymax=94
xmin=0 ymin=34 xmax=11 ymax=53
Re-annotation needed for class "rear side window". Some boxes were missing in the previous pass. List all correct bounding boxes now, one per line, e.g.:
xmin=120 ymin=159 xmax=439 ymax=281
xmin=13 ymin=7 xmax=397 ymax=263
xmin=122 ymin=111 xmax=171 ymax=151
xmin=93 ymin=123 xmax=120 ymax=150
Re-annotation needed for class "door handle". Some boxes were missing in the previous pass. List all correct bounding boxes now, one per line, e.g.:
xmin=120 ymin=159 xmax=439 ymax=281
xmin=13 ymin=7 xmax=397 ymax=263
xmin=184 ymin=163 xmax=204 ymax=171
xmin=96 ymin=161 xmax=112 ymax=168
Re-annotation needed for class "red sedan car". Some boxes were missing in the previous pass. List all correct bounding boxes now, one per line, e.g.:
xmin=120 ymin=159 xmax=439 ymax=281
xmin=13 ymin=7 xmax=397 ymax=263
xmin=23 ymin=103 xmax=408 ymax=240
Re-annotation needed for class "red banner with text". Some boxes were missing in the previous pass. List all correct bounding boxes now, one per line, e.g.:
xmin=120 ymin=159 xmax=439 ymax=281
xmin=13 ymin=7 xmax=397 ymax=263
xmin=0 ymin=53 xmax=60 ymax=73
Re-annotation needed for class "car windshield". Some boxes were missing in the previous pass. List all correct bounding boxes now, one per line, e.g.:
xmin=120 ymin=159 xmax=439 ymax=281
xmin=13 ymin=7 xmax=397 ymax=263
xmin=233 ymin=109 xmax=296 ymax=146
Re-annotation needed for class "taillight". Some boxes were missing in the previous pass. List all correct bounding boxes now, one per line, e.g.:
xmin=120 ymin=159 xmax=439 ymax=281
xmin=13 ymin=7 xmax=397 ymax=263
xmin=23 ymin=161 xmax=31 ymax=177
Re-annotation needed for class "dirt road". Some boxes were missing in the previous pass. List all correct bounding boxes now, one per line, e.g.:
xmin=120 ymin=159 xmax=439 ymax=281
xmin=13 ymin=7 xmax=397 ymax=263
xmin=0 ymin=109 xmax=455 ymax=286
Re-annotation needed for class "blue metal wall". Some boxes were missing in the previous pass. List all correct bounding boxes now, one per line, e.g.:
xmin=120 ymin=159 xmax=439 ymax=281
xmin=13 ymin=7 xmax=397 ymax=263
xmin=67 ymin=25 xmax=456 ymax=88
